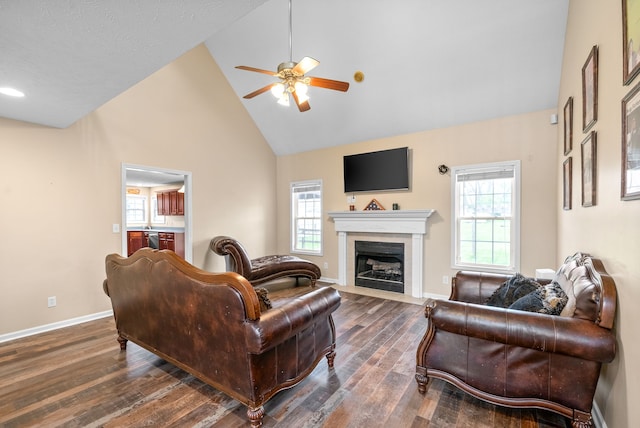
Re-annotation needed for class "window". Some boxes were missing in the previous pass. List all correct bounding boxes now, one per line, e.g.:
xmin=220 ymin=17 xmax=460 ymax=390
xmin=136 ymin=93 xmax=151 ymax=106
xmin=151 ymin=195 xmax=165 ymax=224
xmin=452 ymin=161 xmax=520 ymax=272
xmin=291 ymin=180 xmax=322 ymax=255
xmin=126 ymin=195 xmax=147 ymax=224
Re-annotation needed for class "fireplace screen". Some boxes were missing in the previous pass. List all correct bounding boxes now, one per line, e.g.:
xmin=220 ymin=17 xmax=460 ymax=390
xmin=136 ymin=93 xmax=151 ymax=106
xmin=354 ymin=240 xmax=404 ymax=293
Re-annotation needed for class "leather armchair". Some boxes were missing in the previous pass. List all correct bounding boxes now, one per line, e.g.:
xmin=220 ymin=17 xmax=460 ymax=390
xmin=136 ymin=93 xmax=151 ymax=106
xmin=415 ymin=253 xmax=617 ymax=428
xmin=210 ymin=235 xmax=321 ymax=286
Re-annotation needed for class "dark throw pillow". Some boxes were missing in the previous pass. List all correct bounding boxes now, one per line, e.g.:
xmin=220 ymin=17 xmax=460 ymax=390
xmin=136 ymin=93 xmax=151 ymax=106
xmin=485 ymin=273 xmax=541 ymax=308
xmin=509 ymin=282 xmax=568 ymax=316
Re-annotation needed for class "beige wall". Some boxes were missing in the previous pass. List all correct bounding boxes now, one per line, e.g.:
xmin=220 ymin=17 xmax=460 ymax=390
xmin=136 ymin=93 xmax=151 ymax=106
xmin=0 ymin=44 xmax=277 ymax=335
xmin=558 ymin=1 xmax=640 ymax=427
xmin=277 ymin=109 xmax=558 ymax=298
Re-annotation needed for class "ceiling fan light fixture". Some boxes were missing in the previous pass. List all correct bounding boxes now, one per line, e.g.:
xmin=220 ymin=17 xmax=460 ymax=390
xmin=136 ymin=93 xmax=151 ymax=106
xmin=294 ymin=81 xmax=308 ymax=94
xmin=277 ymin=92 xmax=290 ymax=106
xmin=271 ymin=82 xmax=285 ymax=98
xmin=294 ymin=81 xmax=309 ymax=103
xmin=235 ymin=0 xmax=348 ymax=111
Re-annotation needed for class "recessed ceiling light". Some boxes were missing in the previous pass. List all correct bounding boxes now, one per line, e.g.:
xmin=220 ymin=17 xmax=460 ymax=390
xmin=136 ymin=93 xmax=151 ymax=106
xmin=0 ymin=87 xmax=25 ymax=97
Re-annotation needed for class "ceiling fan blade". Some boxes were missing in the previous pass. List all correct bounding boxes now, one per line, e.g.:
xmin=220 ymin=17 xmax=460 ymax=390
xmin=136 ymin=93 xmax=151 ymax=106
xmin=235 ymin=65 xmax=278 ymax=76
xmin=292 ymin=56 xmax=319 ymax=76
xmin=242 ymin=83 xmax=277 ymax=99
xmin=307 ymin=76 xmax=350 ymax=92
xmin=292 ymin=91 xmax=311 ymax=112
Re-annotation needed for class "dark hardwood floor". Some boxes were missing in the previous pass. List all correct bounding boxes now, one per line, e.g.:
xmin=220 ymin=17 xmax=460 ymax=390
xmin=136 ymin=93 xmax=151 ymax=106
xmin=0 ymin=291 xmax=571 ymax=427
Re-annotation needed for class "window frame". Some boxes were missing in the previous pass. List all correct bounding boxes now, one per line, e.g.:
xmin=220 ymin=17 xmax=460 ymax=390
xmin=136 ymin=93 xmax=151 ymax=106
xmin=125 ymin=194 xmax=148 ymax=225
xmin=451 ymin=160 xmax=521 ymax=273
xmin=290 ymin=179 xmax=323 ymax=256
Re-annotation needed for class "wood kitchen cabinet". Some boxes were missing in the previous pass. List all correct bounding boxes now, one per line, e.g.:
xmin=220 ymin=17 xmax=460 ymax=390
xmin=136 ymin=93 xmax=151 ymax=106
xmin=127 ymin=231 xmax=149 ymax=256
xmin=159 ymin=232 xmax=185 ymax=258
xmin=156 ymin=190 xmax=184 ymax=216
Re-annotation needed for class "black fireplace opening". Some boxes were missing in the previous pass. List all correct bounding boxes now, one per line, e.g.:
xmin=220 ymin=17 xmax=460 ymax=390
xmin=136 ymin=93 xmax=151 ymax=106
xmin=354 ymin=240 xmax=404 ymax=293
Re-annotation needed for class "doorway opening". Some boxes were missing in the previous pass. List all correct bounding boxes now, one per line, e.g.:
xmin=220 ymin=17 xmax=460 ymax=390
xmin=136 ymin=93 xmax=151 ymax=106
xmin=121 ymin=163 xmax=193 ymax=263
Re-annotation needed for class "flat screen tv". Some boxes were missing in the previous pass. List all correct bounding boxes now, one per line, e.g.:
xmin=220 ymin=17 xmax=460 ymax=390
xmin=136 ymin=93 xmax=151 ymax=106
xmin=343 ymin=147 xmax=410 ymax=193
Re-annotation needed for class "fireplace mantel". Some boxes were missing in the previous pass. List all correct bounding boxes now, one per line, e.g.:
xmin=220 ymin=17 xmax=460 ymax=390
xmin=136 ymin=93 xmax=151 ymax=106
xmin=328 ymin=210 xmax=435 ymax=298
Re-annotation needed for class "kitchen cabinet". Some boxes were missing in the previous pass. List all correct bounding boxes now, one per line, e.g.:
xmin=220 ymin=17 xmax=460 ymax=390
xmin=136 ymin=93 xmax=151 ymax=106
xmin=156 ymin=190 xmax=184 ymax=216
xmin=159 ymin=232 xmax=185 ymax=258
xmin=127 ymin=231 xmax=149 ymax=256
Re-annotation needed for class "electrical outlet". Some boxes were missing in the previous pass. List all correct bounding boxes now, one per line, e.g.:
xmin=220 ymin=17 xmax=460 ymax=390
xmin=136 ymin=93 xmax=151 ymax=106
xmin=47 ymin=296 xmax=57 ymax=308
xmin=323 ymin=262 xmax=329 ymax=269
xmin=112 ymin=223 xmax=120 ymax=233
xmin=442 ymin=276 xmax=450 ymax=285
xmin=347 ymin=195 xmax=356 ymax=203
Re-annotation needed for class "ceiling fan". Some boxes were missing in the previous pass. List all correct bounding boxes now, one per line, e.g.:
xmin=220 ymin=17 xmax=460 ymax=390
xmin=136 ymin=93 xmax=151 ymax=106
xmin=235 ymin=0 xmax=349 ymax=112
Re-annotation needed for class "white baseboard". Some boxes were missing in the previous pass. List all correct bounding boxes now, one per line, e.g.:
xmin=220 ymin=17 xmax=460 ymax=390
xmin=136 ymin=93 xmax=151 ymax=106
xmin=423 ymin=292 xmax=449 ymax=300
xmin=0 ymin=310 xmax=113 ymax=344
xmin=319 ymin=276 xmax=338 ymax=284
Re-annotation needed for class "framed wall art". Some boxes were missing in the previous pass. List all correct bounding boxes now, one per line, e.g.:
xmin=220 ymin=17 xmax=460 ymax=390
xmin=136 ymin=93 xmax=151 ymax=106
xmin=582 ymin=45 xmax=598 ymax=132
xmin=623 ymin=0 xmax=640 ymax=84
xmin=564 ymin=97 xmax=573 ymax=155
xmin=563 ymin=157 xmax=572 ymax=210
xmin=622 ymin=81 xmax=640 ymax=200
xmin=581 ymin=131 xmax=597 ymax=207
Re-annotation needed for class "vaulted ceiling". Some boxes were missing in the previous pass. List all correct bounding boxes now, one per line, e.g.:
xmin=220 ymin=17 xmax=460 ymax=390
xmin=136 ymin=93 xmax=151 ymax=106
xmin=0 ymin=0 xmax=568 ymax=156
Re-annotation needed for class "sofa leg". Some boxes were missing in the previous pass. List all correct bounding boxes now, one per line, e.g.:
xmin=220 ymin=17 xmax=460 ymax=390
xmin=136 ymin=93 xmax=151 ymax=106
xmin=247 ymin=406 xmax=265 ymax=427
xmin=117 ymin=335 xmax=128 ymax=350
xmin=326 ymin=350 xmax=336 ymax=368
xmin=415 ymin=371 xmax=429 ymax=394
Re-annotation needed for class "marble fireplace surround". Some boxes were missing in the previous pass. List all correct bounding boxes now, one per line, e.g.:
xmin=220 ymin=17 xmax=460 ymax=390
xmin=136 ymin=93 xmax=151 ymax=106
xmin=328 ymin=210 xmax=435 ymax=298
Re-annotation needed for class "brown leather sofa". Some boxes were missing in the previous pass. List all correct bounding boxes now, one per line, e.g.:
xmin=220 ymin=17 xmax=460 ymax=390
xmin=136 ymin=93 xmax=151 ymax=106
xmin=210 ymin=235 xmax=321 ymax=286
xmin=103 ymin=248 xmax=341 ymax=427
xmin=415 ymin=253 xmax=617 ymax=427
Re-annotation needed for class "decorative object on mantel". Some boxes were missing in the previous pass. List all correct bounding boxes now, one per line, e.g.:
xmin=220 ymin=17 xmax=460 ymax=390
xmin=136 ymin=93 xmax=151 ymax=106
xmin=364 ymin=199 xmax=385 ymax=210
xmin=438 ymin=164 xmax=449 ymax=175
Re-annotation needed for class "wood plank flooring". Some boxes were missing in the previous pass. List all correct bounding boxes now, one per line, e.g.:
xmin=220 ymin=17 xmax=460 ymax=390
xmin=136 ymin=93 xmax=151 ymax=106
xmin=0 ymin=291 xmax=571 ymax=427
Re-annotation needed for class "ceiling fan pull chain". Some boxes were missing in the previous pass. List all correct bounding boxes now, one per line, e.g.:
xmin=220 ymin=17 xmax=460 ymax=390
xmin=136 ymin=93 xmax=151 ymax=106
xmin=288 ymin=0 xmax=293 ymax=62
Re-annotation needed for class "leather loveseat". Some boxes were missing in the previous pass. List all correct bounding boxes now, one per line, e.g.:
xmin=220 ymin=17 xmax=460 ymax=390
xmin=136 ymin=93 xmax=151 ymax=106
xmin=415 ymin=253 xmax=617 ymax=427
xmin=103 ymin=248 xmax=341 ymax=427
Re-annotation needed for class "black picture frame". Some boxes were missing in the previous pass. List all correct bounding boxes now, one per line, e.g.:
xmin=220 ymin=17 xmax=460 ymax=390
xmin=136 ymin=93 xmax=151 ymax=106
xmin=581 ymin=132 xmax=597 ymax=207
xmin=582 ymin=46 xmax=598 ymax=133
xmin=563 ymin=157 xmax=572 ymax=210
xmin=622 ymin=81 xmax=640 ymax=200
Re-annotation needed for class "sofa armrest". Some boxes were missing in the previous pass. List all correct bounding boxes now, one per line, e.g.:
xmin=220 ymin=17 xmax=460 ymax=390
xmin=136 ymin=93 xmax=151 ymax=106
xmin=244 ymin=286 xmax=341 ymax=354
xmin=426 ymin=299 xmax=616 ymax=363
xmin=210 ymin=235 xmax=253 ymax=277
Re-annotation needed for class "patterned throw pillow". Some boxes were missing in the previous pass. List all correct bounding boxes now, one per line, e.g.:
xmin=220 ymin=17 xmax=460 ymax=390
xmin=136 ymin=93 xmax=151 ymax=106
xmin=508 ymin=282 xmax=568 ymax=315
xmin=486 ymin=273 xmax=541 ymax=308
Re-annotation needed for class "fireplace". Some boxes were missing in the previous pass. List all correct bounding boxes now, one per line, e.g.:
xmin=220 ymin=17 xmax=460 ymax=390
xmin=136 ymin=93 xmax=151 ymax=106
xmin=355 ymin=240 xmax=404 ymax=293
xmin=328 ymin=209 xmax=434 ymax=298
